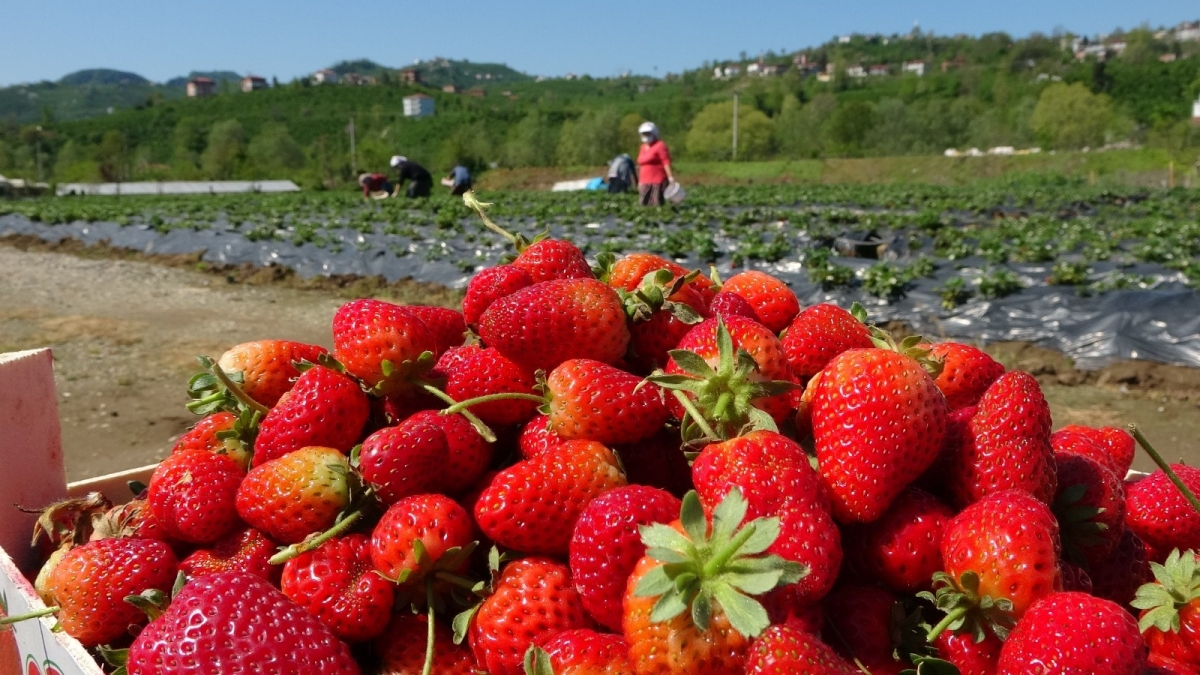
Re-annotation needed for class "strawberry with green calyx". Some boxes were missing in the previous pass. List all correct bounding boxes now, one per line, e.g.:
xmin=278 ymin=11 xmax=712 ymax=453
xmin=332 ymin=298 xmax=439 ymax=397
xmin=1052 ymin=451 xmax=1125 ymax=568
xmin=252 ymin=362 xmax=372 ymax=466
xmin=623 ymin=489 xmax=807 ymax=674
xmin=524 ymin=631 xmax=637 ymax=675
xmin=648 ymin=317 xmax=795 ymax=446
xmin=928 ymin=342 xmax=1005 ymax=411
xmin=1127 ymin=426 xmax=1200 ymax=558
xmin=1132 ymin=549 xmax=1200 ymax=667
xmin=212 ymin=339 xmax=329 ymax=408
xmin=376 ymin=612 xmax=479 ymax=675
xmin=921 ymin=571 xmax=1016 ymax=647
xmin=463 ymin=191 xmax=593 ymax=283
xmin=618 ymin=268 xmax=707 ymax=372
xmin=437 ymin=344 xmax=539 ymax=431
xmin=358 ymin=417 xmax=447 ymax=505
xmin=186 ymin=355 xmax=272 ymax=420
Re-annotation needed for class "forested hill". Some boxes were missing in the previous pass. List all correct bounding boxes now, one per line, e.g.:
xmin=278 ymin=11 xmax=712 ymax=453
xmin=2 ymin=25 xmax=1199 ymax=187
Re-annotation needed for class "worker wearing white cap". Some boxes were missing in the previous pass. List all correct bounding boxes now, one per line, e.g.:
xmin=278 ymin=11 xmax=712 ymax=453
xmin=388 ymin=154 xmax=433 ymax=198
xmin=636 ymin=122 xmax=675 ymax=206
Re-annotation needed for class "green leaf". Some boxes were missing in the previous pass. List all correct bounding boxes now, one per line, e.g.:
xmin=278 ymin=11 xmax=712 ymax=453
xmin=692 ymin=588 xmax=713 ymax=632
xmin=648 ymin=589 xmax=689 ymax=624
xmin=900 ymin=656 xmax=962 ymax=675
xmin=850 ymin=302 xmax=868 ymax=324
xmin=715 ymin=318 xmax=735 ymax=368
xmin=680 ymin=491 xmax=708 ymax=545
xmin=634 ymin=566 xmax=675 ymax=598
xmin=710 ymin=489 xmax=749 ymax=543
xmin=523 ymin=645 xmax=555 ymax=675
xmin=712 ymin=584 xmax=770 ymax=638
xmin=723 ymin=569 xmax=785 ymax=595
xmin=736 ymin=517 xmax=780 ymax=556
xmin=452 ymin=604 xmax=481 ymax=645
xmin=668 ymin=350 xmax=717 ymax=379
xmin=640 ymin=522 xmax=693 ymax=554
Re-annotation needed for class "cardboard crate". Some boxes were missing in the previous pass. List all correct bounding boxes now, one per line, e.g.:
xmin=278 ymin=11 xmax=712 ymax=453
xmin=0 ymin=349 xmax=155 ymax=675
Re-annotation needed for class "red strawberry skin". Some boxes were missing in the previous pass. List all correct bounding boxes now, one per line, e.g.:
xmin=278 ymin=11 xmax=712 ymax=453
xmin=568 ymin=485 xmax=681 ymax=632
xmin=929 ymin=342 xmax=1005 ymax=410
xmin=517 ymin=413 xmax=569 ymax=458
xmin=1054 ymin=424 xmax=1135 ymax=478
xmin=934 ymin=630 xmax=1002 ymax=675
xmin=844 ymin=487 xmax=954 ymax=594
xmin=1090 ymin=529 xmax=1152 ymax=608
xmin=402 ymin=305 xmax=466 ymax=357
xmin=148 ymin=447 xmax=245 ymax=544
xmin=282 ymin=534 xmax=394 ymax=642
xmin=781 ymin=303 xmax=872 ymax=380
xmin=614 ymin=429 xmax=695 ymax=498
xmin=179 ymin=527 xmax=279 ymax=583
xmin=546 ymin=358 xmax=669 ymax=445
xmin=127 ymin=572 xmax=360 ymax=675
xmin=1126 ymin=465 xmax=1200 ymax=555
xmin=1054 ymin=451 xmax=1125 ymax=565
xmin=369 ymin=494 xmax=474 ymax=581
xmin=940 ymin=370 xmax=1056 ymax=508
xmin=941 ymin=490 xmax=1062 ymax=619
xmin=513 ymin=238 xmax=594 ymax=283
xmin=172 ymin=411 xmax=237 ymax=456
xmin=469 ymin=558 xmax=591 ymax=675
xmin=708 ymin=291 xmax=761 ymax=323
xmin=440 ymin=345 xmax=540 ymax=428
xmin=404 ymin=409 xmax=492 ymax=495
xmin=332 ymin=298 xmax=438 ymax=395
xmin=745 ymin=624 xmax=858 ymax=675
xmin=358 ymin=418 xmax=446 ymax=505
xmin=996 ymin=592 xmax=1146 ymax=675
xmin=721 ymin=270 xmax=800 ymax=333
xmin=462 ymin=264 xmax=534 ymax=327
xmin=45 ymin=538 xmax=178 ymax=647
xmin=217 ymin=340 xmax=328 ymax=408
xmin=541 ymin=629 xmax=635 ymax=673
xmin=253 ymin=365 xmax=370 ymax=466
xmin=375 ymin=612 xmax=478 ymax=674
xmin=811 ymin=348 xmax=947 ymax=523
xmin=607 ymin=252 xmax=690 ymax=291
xmin=821 ymin=584 xmax=905 ymax=674
xmin=474 ymin=440 xmax=626 ymax=556
xmin=236 ymin=446 xmax=352 ymax=544
xmin=478 ymin=278 xmax=630 ymax=373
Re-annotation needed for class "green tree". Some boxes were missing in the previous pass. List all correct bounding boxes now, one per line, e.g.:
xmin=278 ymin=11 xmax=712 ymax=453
xmin=172 ymin=117 xmax=207 ymax=172
xmin=435 ymin=122 xmax=495 ymax=174
xmin=201 ymin=120 xmax=247 ymax=178
xmin=775 ymin=93 xmax=836 ymax=158
xmin=686 ymin=100 xmax=775 ymax=161
xmin=247 ymin=123 xmax=306 ymax=173
xmin=95 ymin=130 xmax=128 ymax=181
xmin=618 ymin=113 xmax=645 ymax=152
xmin=556 ymin=108 xmax=621 ymax=166
xmin=1121 ymin=28 xmax=1166 ymax=64
xmin=1029 ymin=82 xmax=1118 ymax=149
xmin=503 ymin=111 xmax=558 ymax=167
xmin=824 ymin=100 xmax=877 ymax=157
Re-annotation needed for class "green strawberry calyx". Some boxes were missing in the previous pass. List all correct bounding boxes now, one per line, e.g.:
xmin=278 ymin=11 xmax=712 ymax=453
xmin=1051 ymin=481 xmax=1108 ymax=567
xmin=1132 ymin=548 xmax=1200 ymax=635
xmin=647 ymin=317 xmax=794 ymax=446
xmin=633 ymin=488 xmax=806 ymax=639
xmin=618 ymin=268 xmax=705 ymax=326
xmin=866 ymin=328 xmax=944 ymax=379
xmin=920 ymin=571 xmax=1015 ymax=643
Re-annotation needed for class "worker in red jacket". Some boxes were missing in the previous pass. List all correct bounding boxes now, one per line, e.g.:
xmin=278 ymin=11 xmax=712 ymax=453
xmin=358 ymin=173 xmax=393 ymax=200
xmin=636 ymin=122 xmax=675 ymax=206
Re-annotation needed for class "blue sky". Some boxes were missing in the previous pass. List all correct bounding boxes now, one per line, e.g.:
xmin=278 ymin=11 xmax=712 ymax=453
xmin=1 ymin=0 xmax=1197 ymax=86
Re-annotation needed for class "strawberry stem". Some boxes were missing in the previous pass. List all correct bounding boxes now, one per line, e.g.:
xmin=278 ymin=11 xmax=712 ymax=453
xmin=926 ymin=605 xmax=968 ymax=641
xmin=702 ymin=520 xmax=758 ymax=577
xmin=268 ymin=510 xmax=363 ymax=565
xmin=0 ymin=605 xmax=60 ymax=626
xmin=1130 ymin=424 xmax=1200 ymax=516
xmin=422 ymin=580 xmax=436 ymax=675
xmin=440 ymin=392 xmax=544 ymax=415
xmin=668 ymin=389 xmax=720 ymax=441
xmin=462 ymin=191 xmax=520 ymax=247
xmin=203 ymin=357 xmax=271 ymax=416
xmin=419 ymin=384 xmax=498 ymax=443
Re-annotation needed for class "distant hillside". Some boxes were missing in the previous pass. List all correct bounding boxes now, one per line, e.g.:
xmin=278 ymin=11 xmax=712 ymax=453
xmin=164 ymin=71 xmax=243 ymax=88
xmin=408 ymin=58 xmax=530 ymax=88
xmin=329 ymin=59 xmax=390 ymax=76
xmin=58 ymin=69 xmax=148 ymax=87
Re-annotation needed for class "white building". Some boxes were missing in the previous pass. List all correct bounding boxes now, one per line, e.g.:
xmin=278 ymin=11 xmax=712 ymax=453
xmin=313 ymin=69 xmax=339 ymax=85
xmin=1193 ymin=96 xmax=1200 ymax=124
xmin=846 ymin=65 xmax=866 ymax=78
xmin=403 ymin=93 xmax=435 ymax=118
xmin=902 ymin=60 xmax=926 ymax=76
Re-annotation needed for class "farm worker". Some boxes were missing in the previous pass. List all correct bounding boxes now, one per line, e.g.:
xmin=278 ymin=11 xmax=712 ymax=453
xmin=636 ymin=122 xmax=675 ymax=206
xmin=358 ymin=173 xmax=393 ymax=200
xmin=442 ymin=165 xmax=473 ymax=195
xmin=389 ymin=155 xmax=433 ymax=198
xmin=606 ymin=154 xmax=638 ymax=194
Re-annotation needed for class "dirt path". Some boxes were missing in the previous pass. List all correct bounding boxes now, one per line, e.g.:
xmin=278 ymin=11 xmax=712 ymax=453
xmin=1 ymin=244 xmax=1198 ymax=481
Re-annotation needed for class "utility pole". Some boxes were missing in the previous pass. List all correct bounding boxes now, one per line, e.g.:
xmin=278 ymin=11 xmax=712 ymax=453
xmin=348 ymin=117 xmax=357 ymax=176
xmin=35 ymin=125 xmax=43 ymax=182
xmin=732 ymin=94 xmax=739 ymax=161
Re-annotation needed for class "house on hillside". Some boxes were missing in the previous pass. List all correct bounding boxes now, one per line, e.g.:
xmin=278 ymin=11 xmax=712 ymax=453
xmin=342 ymin=73 xmax=375 ymax=86
xmin=868 ymin=64 xmax=889 ymax=76
xmin=1177 ymin=21 xmax=1200 ymax=42
xmin=464 ymin=88 xmax=486 ymax=97
xmin=313 ymin=69 xmax=339 ymax=84
xmin=1192 ymin=95 xmax=1200 ymax=125
xmin=240 ymin=75 xmax=267 ymax=92
xmin=186 ymin=77 xmax=215 ymax=98
xmin=846 ymin=65 xmax=866 ymax=78
xmin=398 ymin=68 xmax=421 ymax=85
xmin=402 ymin=93 xmax=435 ymax=118
xmin=442 ymin=84 xmax=458 ymax=93
xmin=903 ymin=60 xmax=926 ymax=76
xmin=1161 ymin=53 xmax=1178 ymax=63
xmin=941 ymin=55 xmax=965 ymax=72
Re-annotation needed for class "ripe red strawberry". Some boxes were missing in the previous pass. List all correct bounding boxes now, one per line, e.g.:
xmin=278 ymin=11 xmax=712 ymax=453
xmin=517 ymin=413 xmax=568 ymax=458
xmin=1134 ymin=550 xmax=1200 ymax=668
xmin=933 ymin=630 xmax=1003 ymax=675
xmin=721 ymin=270 xmax=800 ymax=333
xmin=375 ymin=612 xmax=478 ymax=674
xmin=939 ymin=370 xmax=1056 ymax=508
xmin=707 ymin=290 xmax=761 ymax=323
xmin=928 ymin=342 xmax=1005 ymax=410
xmin=811 ymin=347 xmax=947 ymax=523
xmin=462 ymin=264 xmax=534 ymax=328
xmin=467 ymin=557 xmax=591 ymax=675
xmin=626 ymin=282 xmax=708 ymax=372
xmin=179 ymin=527 xmax=279 ymax=583
xmin=369 ymin=494 xmax=474 ymax=582
xmin=780 ymin=303 xmax=872 ymax=380
xmin=41 ymin=537 xmax=177 ymax=647
xmin=568 ymin=485 xmax=681 ymax=631
xmin=402 ymin=305 xmax=467 ymax=357
xmin=217 ymin=339 xmax=328 ymax=408
xmin=127 ymin=572 xmax=359 ymax=675
xmin=253 ymin=364 xmax=370 ymax=466
xmin=1054 ymin=424 xmax=1136 ymax=478
xmin=844 ymin=487 xmax=954 ymax=594
xmin=474 ymin=440 xmax=626 ymax=556
xmin=940 ymin=490 xmax=1062 ymax=621
xmin=236 ymin=446 xmax=353 ymax=544
xmin=282 ymin=533 xmax=394 ymax=642
xmin=545 ymin=358 xmax=669 ymax=445
xmin=331 ymin=298 xmax=438 ymax=396
xmin=692 ymin=430 xmax=825 ymax=520
xmin=1090 ymin=529 xmax=1153 ymax=608
xmin=997 ymin=592 xmax=1146 ymax=674
xmin=1126 ymin=465 xmax=1200 ymax=556
xmin=148 ymin=446 xmax=244 ymax=544
xmin=614 ymin=428 xmax=694 ymax=498
xmin=745 ymin=624 xmax=858 ymax=675
xmin=172 ymin=411 xmax=237 ymax=455
xmin=539 ymin=629 xmax=636 ymax=674
xmin=512 ymin=238 xmax=594 ymax=283
xmin=440 ymin=345 xmax=540 ymax=428
xmin=478 ymin=278 xmax=630 ymax=373
xmin=760 ymin=589 xmax=825 ymax=634
xmin=1060 ymin=561 xmax=1094 ymax=593
xmin=1053 ymin=451 xmax=1125 ymax=566
xmin=404 ymin=409 xmax=492 ymax=495
xmin=821 ymin=584 xmax=906 ymax=674
xmin=1147 ymin=654 xmax=1200 ymax=674
xmin=770 ymin=496 xmax=843 ymax=605
xmin=359 ymin=417 xmax=446 ymax=505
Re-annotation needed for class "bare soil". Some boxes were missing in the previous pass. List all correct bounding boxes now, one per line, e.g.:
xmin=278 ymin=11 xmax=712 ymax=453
xmin=1 ymin=236 xmax=1198 ymax=481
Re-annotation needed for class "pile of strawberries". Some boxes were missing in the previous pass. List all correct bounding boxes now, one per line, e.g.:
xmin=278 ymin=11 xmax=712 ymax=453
xmin=10 ymin=193 xmax=1200 ymax=675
